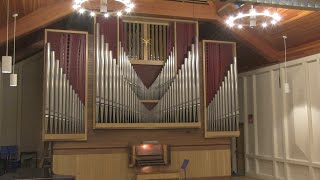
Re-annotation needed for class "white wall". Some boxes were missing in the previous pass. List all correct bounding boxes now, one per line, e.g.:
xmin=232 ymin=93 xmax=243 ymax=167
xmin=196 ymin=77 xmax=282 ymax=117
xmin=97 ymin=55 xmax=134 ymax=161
xmin=0 ymin=53 xmax=43 ymax=156
xmin=239 ymin=53 xmax=320 ymax=180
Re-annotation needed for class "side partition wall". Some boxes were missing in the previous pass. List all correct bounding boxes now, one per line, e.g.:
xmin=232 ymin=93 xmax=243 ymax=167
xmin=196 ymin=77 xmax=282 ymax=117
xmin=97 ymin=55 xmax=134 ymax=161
xmin=239 ymin=53 xmax=320 ymax=180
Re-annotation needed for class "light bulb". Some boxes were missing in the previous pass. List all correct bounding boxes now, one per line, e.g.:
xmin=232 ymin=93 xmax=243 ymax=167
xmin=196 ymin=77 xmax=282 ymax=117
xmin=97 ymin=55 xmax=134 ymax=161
xmin=237 ymin=13 xmax=243 ymax=18
xmin=273 ymin=13 xmax=281 ymax=21
xmin=10 ymin=74 xmax=17 ymax=87
xmin=90 ymin=11 xmax=96 ymax=17
xmin=238 ymin=24 xmax=243 ymax=29
xmin=1 ymin=56 xmax=12 ymax=73
xmin=128 ymin=3 xmax=135 ymax=9
xmin=262 ymin=22 xmax=268 ymax=28
xmin=78 ymin=8 xmax=85 ymax=14
xmin=125 ymin=8 xmax=132 ymax=13
xmin=72 ymin=4 xmax=80 ymax=9
xmin=228 ymin=23 xmax=235 ymax=28
xmin=117 ymin=11 xmax=122 ymax=16
xmin=104 ymin=13 xmax=110 ymax=18
xmin=271 ymin=20 xmax=277 ymax=25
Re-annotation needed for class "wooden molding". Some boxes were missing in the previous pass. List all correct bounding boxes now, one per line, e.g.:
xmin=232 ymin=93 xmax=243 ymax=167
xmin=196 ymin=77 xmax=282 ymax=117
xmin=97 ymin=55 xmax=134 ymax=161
xmin=95 ymin=122 xmax=201 ymax=129
xmin=130 ymin=60 xmax=165 ymax=66
xmin=44 ymin=134 xmax=87 ymax=141
xmin=205 ymin=131 xmax=240 ymax=138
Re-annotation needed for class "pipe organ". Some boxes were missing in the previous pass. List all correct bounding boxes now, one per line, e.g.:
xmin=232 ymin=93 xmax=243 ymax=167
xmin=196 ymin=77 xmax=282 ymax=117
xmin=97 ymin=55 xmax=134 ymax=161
xmin=203 ymin=40 xmax=240 ymax=138
xmin=40 ymin=16 xmax=239 ymax=135
xmin=43 ymin=29 xmax=88 ymax=141
xmin=94 ymin=17 xmax=200 ymax=128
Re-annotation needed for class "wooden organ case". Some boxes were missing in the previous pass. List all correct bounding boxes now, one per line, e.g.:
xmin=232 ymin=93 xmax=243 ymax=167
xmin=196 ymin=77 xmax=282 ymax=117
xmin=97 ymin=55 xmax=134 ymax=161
xmin=203 ymin=40 xmax=240 ymax=138
xmin=93 ymin=16 xmax=201 ymax=129
xmin=42 ymin=29 xmax=88 ymax=141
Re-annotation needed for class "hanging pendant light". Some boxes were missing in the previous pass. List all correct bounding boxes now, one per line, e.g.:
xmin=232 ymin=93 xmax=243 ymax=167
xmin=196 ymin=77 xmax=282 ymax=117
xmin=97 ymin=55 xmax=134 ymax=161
xmin=2 ymin=0 xmax=12 ymax=73
xmin=283 ymin=36 xmax=290 ymax=94
xmin=10 ymin=14 xmax=18 ymax=87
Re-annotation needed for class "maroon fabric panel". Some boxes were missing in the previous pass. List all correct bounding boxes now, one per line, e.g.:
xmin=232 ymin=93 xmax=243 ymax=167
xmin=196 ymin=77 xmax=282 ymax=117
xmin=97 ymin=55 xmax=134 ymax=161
xmin=176 ymin=22 xmax=195 ymax=71
xmin=167 ymin=22 xmax=174 ymax=57
xmin=119 ymin=18 xmax=127 ymax=52
xmin=46 ymin=31 xmax=86 ymax=104
xmin=205 ymin=42 xmax=233 ymax=107
xmin=97 ymin=16 xmax=118 ymax=60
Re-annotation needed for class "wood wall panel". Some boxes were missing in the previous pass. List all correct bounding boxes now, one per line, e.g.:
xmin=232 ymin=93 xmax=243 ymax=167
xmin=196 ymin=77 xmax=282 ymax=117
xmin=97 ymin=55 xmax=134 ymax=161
xmin=53 ymin=148 xmax=231 ymax=180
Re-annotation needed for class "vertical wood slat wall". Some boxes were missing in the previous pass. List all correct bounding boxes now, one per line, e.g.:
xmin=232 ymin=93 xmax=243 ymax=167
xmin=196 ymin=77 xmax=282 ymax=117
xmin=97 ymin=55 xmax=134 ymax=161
xmin=239 ymin=53 xmax=320 ymax=180
xmin=53 ymin=147 xmax=231 ymax=180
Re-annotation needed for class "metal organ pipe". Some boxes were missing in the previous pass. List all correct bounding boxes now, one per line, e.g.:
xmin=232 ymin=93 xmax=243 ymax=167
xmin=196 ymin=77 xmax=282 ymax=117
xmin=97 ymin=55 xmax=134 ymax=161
xmin=44 ymin=43 xmax=85 ymax=134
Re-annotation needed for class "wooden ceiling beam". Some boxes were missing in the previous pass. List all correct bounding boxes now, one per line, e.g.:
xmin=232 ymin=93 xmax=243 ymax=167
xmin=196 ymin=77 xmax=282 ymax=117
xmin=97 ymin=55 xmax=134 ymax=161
xmin=0 ymin=0 xmax=73 ymax=45
xmin=106 ymin=0 xmax=219 ymax=21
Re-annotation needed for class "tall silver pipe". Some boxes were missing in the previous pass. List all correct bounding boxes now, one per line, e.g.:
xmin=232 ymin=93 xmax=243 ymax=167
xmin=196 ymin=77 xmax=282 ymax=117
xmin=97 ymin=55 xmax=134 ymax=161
xmin=44 ymin=43 xmax=51 ymax=134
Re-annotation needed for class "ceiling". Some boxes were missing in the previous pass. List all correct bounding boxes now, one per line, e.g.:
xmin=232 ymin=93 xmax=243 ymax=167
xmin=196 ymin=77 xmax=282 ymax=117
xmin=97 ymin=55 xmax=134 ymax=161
xmin=0 ymin=0 xmax=320 ymax=70
xmin=0 ymin=0 xmax=68 ymax=28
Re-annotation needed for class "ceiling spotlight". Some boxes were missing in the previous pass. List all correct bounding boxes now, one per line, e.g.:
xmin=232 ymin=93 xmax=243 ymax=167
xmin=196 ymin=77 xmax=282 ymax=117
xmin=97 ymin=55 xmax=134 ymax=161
xmin=262 ymin=22 xmax=268 ymax=28
xmin=117 ymin=11 xmax=123 ymax=16
xmin=78 ymin=8 xmax=85 ymax=14
xmin=271 ymin=20 xmax=277 ymax=25
xmin=238 ymin=24 xmax=243 ymax=29
xmin=90 ymin=11 xmax=96 ymax=17
xmin=104 ymin=13 xmax=110 ymax=18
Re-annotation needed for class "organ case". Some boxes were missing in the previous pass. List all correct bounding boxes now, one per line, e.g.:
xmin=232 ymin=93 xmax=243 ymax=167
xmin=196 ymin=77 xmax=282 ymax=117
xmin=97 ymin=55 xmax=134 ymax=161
xmin=93 ymin=16 xmax=201 ymax=129
xmin=202 ymin=40 xmax=240 ymax=138
xmin=42 ymin=29 xmax=88 ymax=141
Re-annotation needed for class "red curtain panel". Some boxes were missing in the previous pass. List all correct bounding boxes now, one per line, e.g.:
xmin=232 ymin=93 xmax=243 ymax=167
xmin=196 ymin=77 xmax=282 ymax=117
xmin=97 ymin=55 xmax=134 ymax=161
xmin=176 ymin=22 xmax=195 ymax=71
xmin=97 ymin=16 xmax=118 ymax=60
xmin=205 ymin=42 xmax=233 ymax=107
xmin=167 ymin=22 xmax=175 ymax=57
xmin=47 ymin=32 xmax=86 ymax=104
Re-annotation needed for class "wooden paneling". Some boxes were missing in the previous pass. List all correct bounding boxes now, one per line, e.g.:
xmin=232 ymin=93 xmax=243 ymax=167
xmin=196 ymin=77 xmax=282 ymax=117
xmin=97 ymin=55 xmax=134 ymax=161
xmin=0 ymin=0 xmax=73 ymax=45
xmin=53 ymin=147 xmax=231 ymax=180
xmin=0 ymin=0 xmax=67 ymax=28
